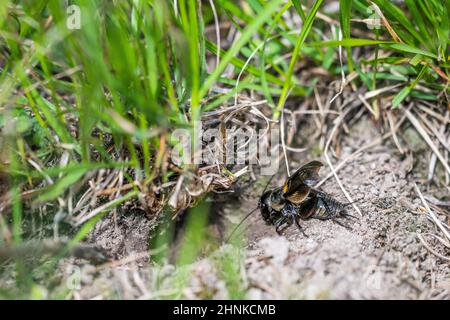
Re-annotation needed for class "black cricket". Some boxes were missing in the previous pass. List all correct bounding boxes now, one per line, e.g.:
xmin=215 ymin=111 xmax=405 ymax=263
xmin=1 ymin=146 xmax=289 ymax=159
xmin=227 ymin=160 xmax=357 ymax=241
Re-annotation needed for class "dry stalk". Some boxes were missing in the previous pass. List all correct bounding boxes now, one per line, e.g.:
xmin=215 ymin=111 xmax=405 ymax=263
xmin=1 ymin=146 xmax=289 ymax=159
xmin=406 ymin=109 xmax=450 ymax=177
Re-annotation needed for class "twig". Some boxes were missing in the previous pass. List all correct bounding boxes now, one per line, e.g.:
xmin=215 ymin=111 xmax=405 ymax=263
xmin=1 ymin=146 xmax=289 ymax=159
xmin=417 ymin=234 xmax=450 ymax=262
xmin=97 ymin=251 xmax=151 ymax=270
xmin=322 ymin=108 xmax=362 ymax=216
xmin=425 ymin=195 xmax=450 ymax=207
xmin=386 ymin=110 xmax=404 ymax=154
xmin=324 ymin=152 xmax=362 ymax=216
xmin=406 ymin=109 xmax=450 ymax=177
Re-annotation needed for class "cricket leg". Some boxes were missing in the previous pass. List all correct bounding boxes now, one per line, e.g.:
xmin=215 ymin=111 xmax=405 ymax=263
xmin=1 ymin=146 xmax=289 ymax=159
xmin=340 ymin=212 xmax=358 ymax=220
xmin=275 ymin=216 xmax=290 ymax=235
xmin=332 ymin=218 xmax=353 ymax=230
xmin=294 ymin=217 xmax=308 ymax=238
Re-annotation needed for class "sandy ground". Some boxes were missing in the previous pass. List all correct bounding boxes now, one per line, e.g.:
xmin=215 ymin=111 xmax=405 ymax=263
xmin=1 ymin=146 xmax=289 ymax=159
xmin=239 ymin=122 xmax=449 ymax=299
xmin=66 ymin=119 xmax=449 ymax=300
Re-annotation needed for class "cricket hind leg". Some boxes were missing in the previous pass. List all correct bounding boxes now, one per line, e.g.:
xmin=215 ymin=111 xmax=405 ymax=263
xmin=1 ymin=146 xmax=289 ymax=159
xmin=335 ymin=202 xmax=359 ymax=221
xmin=294 ymin=216 xmax=308 ymax=237
xmin=333 ymin=208 xmax=358 ymax=230
xmin=332 ymin=217 xmax=353 ymax=230
xmin=339 ymin=211 xmax=358 ymax=220
xmin=338 ymin=197 xmax=362 ymax=220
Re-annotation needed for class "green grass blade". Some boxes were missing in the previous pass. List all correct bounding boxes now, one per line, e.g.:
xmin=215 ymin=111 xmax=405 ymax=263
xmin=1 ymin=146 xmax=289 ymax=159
xmin=200 ymin=0 xmax=284 ymax=99
xmin=339 ymin=0 xmax=353 ymax=71
xmin=291 ymin=0 xmax=306 ymax=22
xmin=392 ymin=63 xmax=429 ymax=108
xmin=404 ymin=0 xmax=432 ymax=49
xmin=274 ymin=0 xmax=325 ymax=119
xmin=260 ymin=1 xmax=293 ymax=106
xmin=386 ymin=43 xmax=437 ymax=59
xmin=176 ymin=200 xmax=210 ymax=266
xmin=309 ymin=38 xmax=389 ymax=47
xmin=205 ymin=40 xmax=285 ymax=87
xmin=36 ymin=168 xmax=88 ymax=202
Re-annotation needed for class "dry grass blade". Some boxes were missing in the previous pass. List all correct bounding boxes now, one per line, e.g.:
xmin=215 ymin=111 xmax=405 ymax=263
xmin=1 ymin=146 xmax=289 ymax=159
xmin=423 ymin=232 xmax=450 ymax=249
xmin=168 ymin=175 xmax=184 ymax=209
xmin=418 ymin=103 xmax=450 ymax=124
xmin=317 ymin=136 xmax=381 ymax=187
xmin=324 ymin=153 xmax=362 ymax=216
xmin=386 ymin=110 xmax=404 ymax=154
xmin=363 ymin=83 xmax=403 ymax=100
xmin=97 ymin=251 xmax=152 ymax=270
xmin=208 ymin=0 xmax=220 ymax=70
xmin=425 ymin=195 xmax=450 ymax=207
xmin=358 ymin=93 xmax=378 ymax=118
xmin=74 ymin=190 xmax=138 ymax=226
xmin=414 ymin=183 xmax=450 ymax=242
xmin=418 ymin=111 xmax=450 ymax=153
xmin=317 ymin=103 xmax=410 ymax=188
xmin=417 ymin=234 xmax=450 ymax=262
xmin=368 ymin=1 xmax=403 ymax=43
xmin=406 ymin=109 xmax=450 ymax=177
xmin=323 ymin=107 xmax=362 ymax=216
xmin=202 ymin=100 xmax=266 ymax=117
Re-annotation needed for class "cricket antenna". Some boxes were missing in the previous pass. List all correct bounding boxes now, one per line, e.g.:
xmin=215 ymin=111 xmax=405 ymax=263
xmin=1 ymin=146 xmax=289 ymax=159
xmin=225 ymin=206 xmax=259 ymax=243
xmin=225 ymin=174 xmax=275 ymax=244
xmin=262 ymin=174 xmax=275 ymax=194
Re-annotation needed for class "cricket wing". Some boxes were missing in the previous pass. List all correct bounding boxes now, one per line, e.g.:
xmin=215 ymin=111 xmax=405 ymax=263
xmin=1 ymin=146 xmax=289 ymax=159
xmin=282 ymin=160 xmax=323 ymax=204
